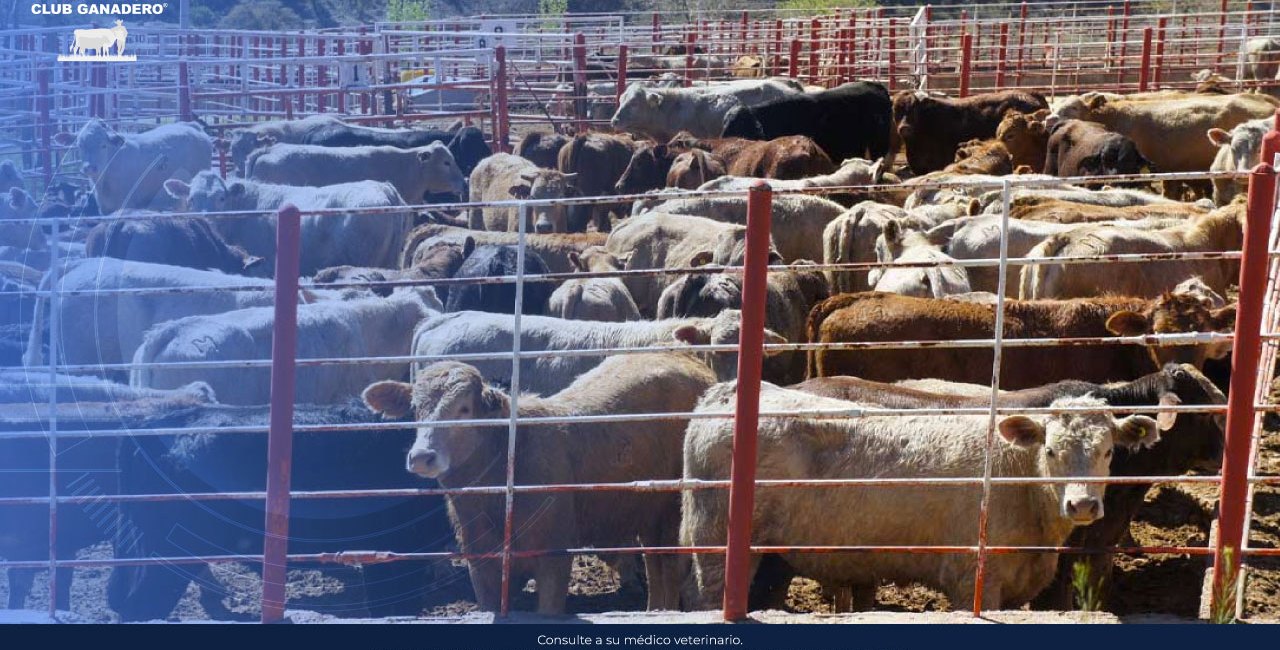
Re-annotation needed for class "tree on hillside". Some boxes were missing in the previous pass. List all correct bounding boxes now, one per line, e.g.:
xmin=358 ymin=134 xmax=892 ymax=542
xmin=219 ymin=0 xmax=305 ymax=30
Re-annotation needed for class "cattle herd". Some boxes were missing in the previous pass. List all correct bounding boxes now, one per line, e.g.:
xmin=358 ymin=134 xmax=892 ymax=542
xmin=2 ymin=63 xmax=1278 ymax=621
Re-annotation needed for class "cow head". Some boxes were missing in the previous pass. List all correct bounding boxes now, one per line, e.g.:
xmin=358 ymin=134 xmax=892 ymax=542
xmin=364 ymin=362 xmax=508 ymax=480
xmin=1 ymin=187 xmax=38 ymax=220
xmin=227 ymin=130 xmax=265 ymax=176
xmin=1207 ymin=117 xmax=1273 ymax=204
xmin=165 ymin=170 xmax=247 ymax=213
xmin=55 ymin=119 xmax=123 ymax=181
xmin=1002 ymin=396 xmax=1160 ymax=525
xmin=996 ymin=111 xmax=1049 ymax=171
xmin=611 ymin=84 xmax=659 ymax=131
xmin=615 ymin=142 xmax=672 ymax=194
xmin=1106 ymin=282 xmax=1237 ymax=368
xmin=510 ymin=169 xmax=577 ymax=233
xmin=671 ymin=309 xmax=789 ymax=381
xmin=569 ymin=246 xmax=628 ymax=273
xmin=415 ymin=143 xmax=467 ymax=198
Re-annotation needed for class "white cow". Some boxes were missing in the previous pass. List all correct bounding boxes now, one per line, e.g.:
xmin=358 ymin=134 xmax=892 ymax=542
xmin=131 ymin=288 xmax=440 ymax=405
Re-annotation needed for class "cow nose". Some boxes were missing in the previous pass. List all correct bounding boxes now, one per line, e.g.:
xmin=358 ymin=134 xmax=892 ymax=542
xmin=407 ymin=450 xmax=437 ymax=476
xmin=1066 ymin=497 xmax=1102 ymax=522
xmin=534 ymin=221 xmax=554 ymax=234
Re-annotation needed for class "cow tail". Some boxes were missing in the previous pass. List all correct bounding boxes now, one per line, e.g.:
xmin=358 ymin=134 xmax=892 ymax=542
xmin=827 ymin=216 xmax=856 ymax=294
xmin=804 ymin=295 xmax=855 ymax=380
xmin=23 ymin=271 xmax=51 ymax=367
xmin=128 ymin=323 xmax=173 ymax=390
xmin=559 ymin=282 xmax=583 ymax=320
xmin=1019 ymin=234 xmax=1069 ymax=300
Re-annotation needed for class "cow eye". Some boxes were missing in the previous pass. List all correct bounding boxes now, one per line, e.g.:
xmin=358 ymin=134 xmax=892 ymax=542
xmin=1046 ymin=448 xmax=1056 ymax=458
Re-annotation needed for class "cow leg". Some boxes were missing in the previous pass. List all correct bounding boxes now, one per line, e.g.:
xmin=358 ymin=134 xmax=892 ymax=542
xmin=748 ymin=554 xmax=796 ymax=611
xmin=641 ymin=552 xmax=683 ymax=611
xmin=106 ymin=561 xmax=194 ymax=621
xmin=466 ymin=558 xmax=503 ymax=612
xmin=825 ymin=584 xmax=876 ymax=612
xmin=7 ymin=569 xmax=33 ymax=609
xmin=534 ymin=556 xmax=572 ymax=616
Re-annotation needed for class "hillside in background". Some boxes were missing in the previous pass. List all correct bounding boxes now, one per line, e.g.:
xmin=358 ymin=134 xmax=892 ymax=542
xmin=3 ymin=0 xmax=1018 ymax=30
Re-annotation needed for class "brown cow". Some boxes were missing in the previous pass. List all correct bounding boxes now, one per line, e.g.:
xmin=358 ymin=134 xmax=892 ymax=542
xmin=315 ymin=236 xmax=473 ymax=300
xmin=362 ymin=352 xmax=716 ymax=614
xmin=894 ymin=90 xmax=1050 ymax=174
xmin=1043 ymin=118 xmax=1149 ymax=179
xmin=943 ymin=139 xmax=1015 ymax=175
xmin=805 ymin=291 xmax=1236 ymax=388
xmin=558 ymin=133 xmax=638 ymax=232
xmin=665 ymin=131 xmax=833 ymax=180
xmin=514 ymin=131 xmax=571 ymax=169
xmin=667 ymin=149 xmax=727 ymax=189
xmin=615 ymin=141 xmax=678 ymax=194
xmin=1008 ymin=197 xmax=1210 ymax=224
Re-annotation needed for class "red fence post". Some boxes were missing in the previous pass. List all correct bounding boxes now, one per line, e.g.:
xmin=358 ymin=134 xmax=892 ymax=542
xmin=652 ymin=12 xmax=661 ymax=54
xmin=740 ymin=11 xmax=749 ymax=56
xmin=1118 ymin=0 xmax=1132 ymax=87
xmin=36 ymin=64 xmax=51 ymax=187
xmin=773 ymin=19 xmax=783 ymax=76
xmin=1153 ymin=17 xmax=1167 ymax=89
xmin=616 ymin=44 xmax=629 ymax=108
xmin=1211 ymin=161 xmax=1277 ymax=618
xmin=1016 ymin=2 xmax=1027 ymax=84
xmin=959 ymin=32 xmax=973 ymax=98
xmin=335 ymin=39 xmax=346 ymax=114
xmin=1138 ymin=27 xmax=1154 ymax=92
xmin=178 ymin=61 xmax=193 ymax=122
xmin=573 ymin=33 xmax=588 ymax=131
xmin=787 ymin=38 xmax=801 ymax=79
xmin=494 ymin=46 xmax=509 ymax=154
xmin=684 ymin=32 xmax=696 ymax=87
xmin=260 ymin=203 xmax=302 ymax=624
xmin=996 ymin=23 xmax=1009 ymax=89
xmin=721 ymin=181 xmax=773 ymax=623
xmin=1216 ymin=0 xmax=1228 ymax=69
xmin=809 ymin=18 xmax=820 ymax=85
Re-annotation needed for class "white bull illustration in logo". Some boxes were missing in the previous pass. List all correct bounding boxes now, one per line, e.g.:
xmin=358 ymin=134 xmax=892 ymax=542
xmin=70 ymin=20 xmax=129 ymax=57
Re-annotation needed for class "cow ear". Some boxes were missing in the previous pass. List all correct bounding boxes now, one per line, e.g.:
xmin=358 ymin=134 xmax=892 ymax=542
xmin=108 ymin=133 xmax=125 ymax=147
xmin=1105 ymin=310 xmax=1150 ymax=336
xmin=1156 ymin=391 xmax=1182 ymax=431
xmin=767 ymin=249 xmax=784 ymax=265
xmin=54 ymin=132 xmax=76 ymax=146
xmin=998 ymin=415 xmax=1045 ymax=448
xmin=227 ymin=181 xmax=246 ymax=197
xmin=646 ymin=91 xmax=664 ymax=108
xmin=241 ymin=254 xmax=266 ymax=275
xmin=480 ymin=386 xmax=507 ymax=415
xmin=362 ymin=381 xmax=414 ymax=419
xmin=883 ymin=219 xmax=902 ymax=243
xmin=762 ymin=329 xmax=789 ymax=357
xmin=508 ymin=184 xmax=531 ymax=199
xmin=966 ymin=198 xmax=981 ymax=215
xmin=1084 ymin=94 xmax=1107 ymax=110
xmin=689 ymin=250 xmax=714 ymax=267
xmin=1210 ymin=305 xmax=1236 ymax=330
xmin=1207 ymin=128 xmax=1232 ymax=147
xmin=1012 ymin=165 xmax=1034 ymax=175
xmin=615 ymin=251 xmax=634 ymax=268
xmin=462 ymin=236 xmax=476 ymax=258
xmin=569 ymin=251 xmax=586 ymax=271
xmin=1044 ymin=114 xmax=1061 ymax=129
xmin=672 ymin=324 xmax=709 ymax=346
xmin=163 ymin=179 xmax=191 ymax=200
xmin=1114 ymin=415 xmax=1161 ymax=450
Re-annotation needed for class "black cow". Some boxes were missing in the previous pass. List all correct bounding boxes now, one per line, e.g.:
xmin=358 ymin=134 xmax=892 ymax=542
xmin=108 ymin=402 xmax=462 ymax=621
xmin=720 ymin=81 xmax=895 ymax=165
xmin=84 ymin=215 xmax=267 ymax=277
xmin=1044 ymin=118 xmax=1151 ymax=178
xmin=443 ymin=244 xmax=554 ymax=315
xmin=303 ymin=124 xmax=492 ymax=175
xmin=892 ymin=89 xmax=1050 ymax=174
xmin=750 ymin=364 xmax=1226 ymax=611
xmin=0 ymin=380 xmax=217 ymax=611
